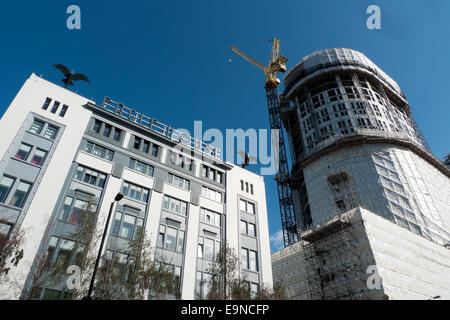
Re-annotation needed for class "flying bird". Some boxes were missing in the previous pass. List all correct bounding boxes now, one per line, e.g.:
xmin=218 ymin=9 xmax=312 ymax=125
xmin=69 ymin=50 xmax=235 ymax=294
xmin=53 ymin=64 xmax=90 ymax=88
xmin=237 ymin=151 xmax=258 ymax=169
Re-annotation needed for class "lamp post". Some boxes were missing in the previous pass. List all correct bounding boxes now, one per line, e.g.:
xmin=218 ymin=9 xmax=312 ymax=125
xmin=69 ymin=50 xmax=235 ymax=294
xmin=85 ymin=192 xmax=124 ymax=300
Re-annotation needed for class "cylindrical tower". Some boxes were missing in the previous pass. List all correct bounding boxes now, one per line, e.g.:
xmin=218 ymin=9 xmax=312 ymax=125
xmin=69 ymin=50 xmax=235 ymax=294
xmin=281 ymin=48 xmax=450 ymax=245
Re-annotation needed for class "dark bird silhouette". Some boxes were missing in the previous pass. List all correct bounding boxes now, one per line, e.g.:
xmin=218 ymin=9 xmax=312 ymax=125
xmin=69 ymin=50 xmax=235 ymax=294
xmin=237 ymin=151 xmax=258 ymax=169
xmin=53 ymin=64 xmax=90 ymax=88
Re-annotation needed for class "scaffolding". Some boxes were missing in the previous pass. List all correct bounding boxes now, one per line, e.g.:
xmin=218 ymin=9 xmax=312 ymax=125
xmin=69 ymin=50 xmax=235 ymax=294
xmin=301 ymin=211 xmax=371 ymax=300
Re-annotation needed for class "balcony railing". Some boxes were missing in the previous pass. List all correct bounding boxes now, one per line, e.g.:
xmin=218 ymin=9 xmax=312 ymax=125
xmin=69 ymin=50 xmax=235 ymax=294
xmin=99 ymin=97 xmax=221 ymax=160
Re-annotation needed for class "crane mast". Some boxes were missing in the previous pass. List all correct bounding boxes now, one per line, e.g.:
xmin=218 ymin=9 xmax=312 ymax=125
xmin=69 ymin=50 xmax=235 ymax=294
xmin=230 ymin=39 xmax=299 ymax=246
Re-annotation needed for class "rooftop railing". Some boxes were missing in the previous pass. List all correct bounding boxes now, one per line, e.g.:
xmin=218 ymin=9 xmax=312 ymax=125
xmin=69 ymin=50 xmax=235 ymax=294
xmin=100 ymin=97 xmax=221 ymax=160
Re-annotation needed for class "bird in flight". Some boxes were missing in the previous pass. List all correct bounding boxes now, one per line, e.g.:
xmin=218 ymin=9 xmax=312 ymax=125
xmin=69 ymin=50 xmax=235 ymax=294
xmin=53 ymin=64 xmax=90 ymax=88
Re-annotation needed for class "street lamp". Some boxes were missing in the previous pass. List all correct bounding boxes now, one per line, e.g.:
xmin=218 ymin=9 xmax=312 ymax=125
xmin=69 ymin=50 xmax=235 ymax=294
xmin=85 ymin=192 xmax=124 ymax=300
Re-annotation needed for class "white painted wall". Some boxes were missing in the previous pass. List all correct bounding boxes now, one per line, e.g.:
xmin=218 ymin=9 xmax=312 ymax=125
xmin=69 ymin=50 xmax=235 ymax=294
xmin=0 ymin=74 xmax=95 ymax=299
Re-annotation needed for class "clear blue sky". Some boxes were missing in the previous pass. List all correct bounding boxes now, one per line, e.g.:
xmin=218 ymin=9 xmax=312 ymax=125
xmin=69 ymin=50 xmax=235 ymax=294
xmin=0 ymin=0 xmax=449 ymax=251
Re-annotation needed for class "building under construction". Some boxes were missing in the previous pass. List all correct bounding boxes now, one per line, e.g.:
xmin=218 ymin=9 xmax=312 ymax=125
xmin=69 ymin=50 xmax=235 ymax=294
xmin=272 ymin=48 xmax=450 ymax=300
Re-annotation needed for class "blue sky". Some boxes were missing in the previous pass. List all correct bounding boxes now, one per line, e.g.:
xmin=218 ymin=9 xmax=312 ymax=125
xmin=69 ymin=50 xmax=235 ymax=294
xmin=0 ymin=0 xmax=449 ymax=252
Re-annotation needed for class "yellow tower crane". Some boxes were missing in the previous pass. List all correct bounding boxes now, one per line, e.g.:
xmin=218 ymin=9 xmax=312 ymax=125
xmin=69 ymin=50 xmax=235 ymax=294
xmin=230 ymin=39 xmax=300 ymax=247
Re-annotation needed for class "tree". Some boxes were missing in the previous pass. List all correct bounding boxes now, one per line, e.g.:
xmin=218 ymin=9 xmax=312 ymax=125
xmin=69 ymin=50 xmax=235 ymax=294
xmin=0 ymin=218 xmax=24 ymax=279
xmin=202 ymin=242 xmax=288 ymax=300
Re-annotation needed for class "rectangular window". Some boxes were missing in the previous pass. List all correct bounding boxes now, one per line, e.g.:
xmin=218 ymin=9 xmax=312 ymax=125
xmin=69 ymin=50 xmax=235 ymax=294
xmin=204 ymin=238 xmax=214 ymax=260
xmin=162 ymin=195 xmax=188 ymax=216
xmin=15 ymin=143 xmax=32 ymax=161
xmin=249 ymin=250 xmax=258 ymax=272
xmin=142 ymin=140 xmax=150 ymax=153
xmin=241 ymin=248 xmax=248 ymax=269
xmin=31 ymin=149 xmax=47 ymax=166
xmin=170 ymin=152 xmax=193 ymax=171
xmin=164 ymin=227 xmax=177 ymax=251
xmin=151 ymin=144 xmax=160 ymax=157
xmin=103 ymin=124 xmax=112 ymax=137
xmin=133 ymin=136 xmax=142 ymax=150
xmin=129 ymin=158 xmax=154 ymax=177
xmin=30 ymin=120 xmax=45 ymax=135
xmin=55 ymin=239 xmax=75 ymax=270
xmin=111 ymin=211 xmax=123 ymax=236
xmin=93 ymin=119 xmax=102 ymax=133
xmin=201 ymin=187 xmax=222 ymax=202
xmin=240 ymin=220 xmax=247 ymax=234
xmin=167 ymin=173 xmax=190 ymax=190
xmin=177 ymin=230 xmax=185 ymax=253
xmin=9 ymin=181 xmax=32 ymax=208
xmin=44 ymin=125 xmax=58 ymax=140
xmin=157 ymin=225 xmax=165 ymax=248
xmin=122 ymin=181 xmax=149 ymax=203
xmin=50 ymin=101 xmax=60 ymax=114
xmin=113 ymin=128 xmax=122 ymax=142
xmin=59 ymin=196 xmax=73 ymax=221
xmin=74 ymin=165 xmax=107 ymax=188
xmin=248 ymin=223 xmax=256 ymax=237
xmin=240 ymin=199 xmax=255 ymax=214
xmin=0 ymin=176 xmax=15 ymax=203
xmin=59 ymin=105 xmax=69 ymax=117
xmin=120 ymin=214 xmax=136 ymax=239
xmin=85 ymin=141 xmax=114 ymax=161
xmin=42 ymin=98 xmax=52 ymax=110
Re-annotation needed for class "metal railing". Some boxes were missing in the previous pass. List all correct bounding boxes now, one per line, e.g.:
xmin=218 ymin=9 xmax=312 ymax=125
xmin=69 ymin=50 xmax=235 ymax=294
xmin=100 ymin=97 xmax=221 ymax=159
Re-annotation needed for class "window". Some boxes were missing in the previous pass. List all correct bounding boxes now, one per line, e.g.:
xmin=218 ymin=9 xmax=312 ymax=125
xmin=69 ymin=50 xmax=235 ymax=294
xmin=93 ymin=119 xmax=102 ymax=133
xmin=30 ymin=120 xmax=45 ymax=135
xmin=121 ymin=182 xmax=150 ymax=203
xmin=197 ymin=237 xmax=204 ymax=258
xmin=74 ymin=165 xmax=107 ymax=188
xmin=59 ymin=105 xmax=69 ymax=117
xmin=129 ymin=158 xmax=154 ymax=176
xmin=241 ymin=248 xmax=258 ymax=271
xmin=204 ymin=238 xmax=214 ymax=260
xmin=249 ymin=250 xmax=258 ymax=272
xmin=112 ymin=128 xmax=122 ymax=142
xmin=44 ymin=125 xmax=58 ymax=140
xmin=59 ymin=197 xmax=97 ymax=225
xmin=50 ymin=101 xmax=60 ymax=114
xmin=0 ymin=221 xmax=12 ymax=236
xmin=133 ymin=137 xmax=142 ymax=149
xmin=167 ymin=173 xmax=190 ymax=190
xmin=248 ymin=223 xmax=256 ymax=237
xmin=162 ymin=195 xmax=188 ymax=216
xmin=85 ymin=141 xmax=114 ymax=161
xmin=103 ymin=124 xmax=112 ymax=137
xmin=31 ymin=149 xmax=47 ymax=166
xmin=157 ymin=224 xmax=185 ymax=253
xmin=143 ymin=140 xmax=150 ymax=153
xmin=240 ymin=220 xmax=256 ymax=237
xmin=151 ymin=144 xmax=160 ymax=157
xmin=200 ymin=208 xmax=221 ymax=227
xmin=240 ymin=199 xmax=255 ymax=214
xmin=170 ymin=152 xmax=193 ymax=171
xmin=9 ymin=181 xmax=32 ymax=208
xmin=15 ymin=143 xmax=32 ymax=161
xmin=42 ymin=98 xmax=52 ymax=110
xmin=241 ymin=248 xmax=248 ymax=269
xmin=250 ymin=185 xmax=254 ymax=195
xmin=55 ymin=239 xmax=76 ymax=270
xmin=201 ymin=187 xmax=222 ymax=202
xmin=327 ymin=172 xmax=356 ymax=212
xmin=250 ymin=283 xmax=259 ymax=298
xmin=202 ymin=165 xmax=223 ymax=183
xmin=111 ymin=211 xmax=144 ymax=240
xmin=0 ymin=176 xmax=15 ymax=203
xmin=241 ymin=180 xmax=244 ymax=191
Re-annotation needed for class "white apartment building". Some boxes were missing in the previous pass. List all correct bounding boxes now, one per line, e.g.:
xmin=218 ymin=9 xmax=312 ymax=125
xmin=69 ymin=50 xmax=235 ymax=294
xmin=0 ymin=74 xmax=273 ymax=300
